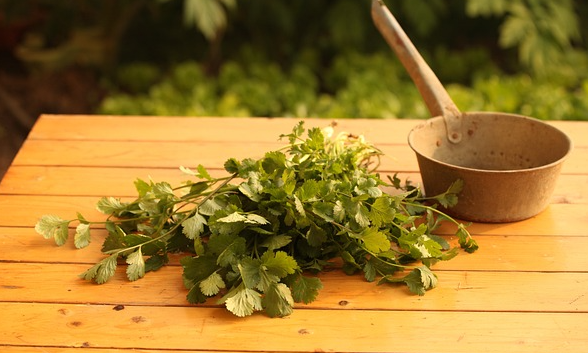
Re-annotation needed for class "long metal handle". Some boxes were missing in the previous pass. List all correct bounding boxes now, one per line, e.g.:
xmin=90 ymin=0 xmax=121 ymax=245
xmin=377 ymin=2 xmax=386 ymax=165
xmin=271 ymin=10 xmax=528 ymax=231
xmin=371 ymin=0 xmax=462 ymax=143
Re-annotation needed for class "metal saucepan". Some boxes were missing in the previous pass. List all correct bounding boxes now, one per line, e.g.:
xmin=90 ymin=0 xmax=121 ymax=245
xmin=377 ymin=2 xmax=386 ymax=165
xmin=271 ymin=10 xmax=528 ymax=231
xmin=371 ymin=0 xmax=572 ymax=222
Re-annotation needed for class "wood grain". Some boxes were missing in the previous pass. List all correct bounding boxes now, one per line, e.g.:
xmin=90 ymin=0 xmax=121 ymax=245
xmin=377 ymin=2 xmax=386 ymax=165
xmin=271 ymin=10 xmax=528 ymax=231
xmin=2 ymin=262 xmax=587 ymax=313
xmin=1 ymin=115 xmax=587 ymax=353
xmin=0 ymin=194 xmax=586 ymax=235
xmin=3 ymin=227 xmax=588 ymax=272
xmin=1 ymin=302 xmax=586 ymax=353
xmin=28 ymin=115 xmax=588 ymax=147
xmin=11 ymin=137 xmax=588 ymax=175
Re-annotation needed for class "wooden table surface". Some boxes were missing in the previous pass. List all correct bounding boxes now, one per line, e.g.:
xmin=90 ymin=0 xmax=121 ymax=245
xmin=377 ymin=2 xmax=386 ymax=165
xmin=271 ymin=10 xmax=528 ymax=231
xmin=1 ymin=115 xmax=587 ymax=353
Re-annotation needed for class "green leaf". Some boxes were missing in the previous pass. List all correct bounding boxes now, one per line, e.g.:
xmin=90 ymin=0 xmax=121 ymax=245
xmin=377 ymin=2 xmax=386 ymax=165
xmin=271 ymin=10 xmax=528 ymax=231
xmin=363 ymin=259 xmax=377 ymax=282
xmin=196 ymin=164 xmax=212 ymax=180
xmin=238 ymin=173 xmax=262 ymax=201
xmin=74 ymin=223 xmax=91 ymax=249
xmin=207 ymin=233 xmax=247 ymax=267
xmin=79 ymin=254 xmax=118 ymax=284
xmin=279 ymin=120 xmax=305 ymax=144
xmin=183 ymin=0 xmax=234 ymax=41
xmin=355 ymin=204 xmax=371 ymax=228
xmin=134 ymin=178 xmax=151 ymax=197
xmin=76 ymin=212 xmax=88 ymax=224
xmin=293 ymin=195 xmax=306 ymax=217
xmin=216 ymin=211 xmax=248 ymax=223
xmin=369 ymin=196 xmax=396 ymax=228
xmin=187 ymin=181 xmax=209 ymax=196
xmin=262 ymin=151 xmax=287 ymax=174
xmin=407 ymin=266 xmax=438 ymax=296
xmin=182 ymin=213 xmax=207 ymax=239
xmin=96 ymin=197 xmax=128 ymax=215
xmin=260 ymin=234 xmax=292 ymax=251
xmin=296 ymin=180 xmax=320 ymax=201
xmin=333 ymin=200 xmax=345 ymax=222
xmin=306 ymin=127 xmax=325 ymax=150
xmin=306 ymin=222 xmax=328 ymax=247
xmin=457 ymin=223 xmax=478 ymax=253
xmin=194 ymin=236 xmax=205 ymax=256
xmin=312 ymin=202 xmax=334 ymax=222
xmin=126 ymin=248 xmax=145 ymax=281
xmin=186 ymin=283 xmax=208 ymax=304
xmin=199 ymin=272 xmax=226 ymax=296
xmin=153 ymin=181 xmax=175 ymax=199
xmin=101 ymin=222 xmax=126 ymax=252
xmin=223 ymin=158 xmax=240 ymax=174
xmin=262 ymin=282 xmax=294 ymax=317
xmin=224 ymin=286 xmax=263 ymax=317
xmin=198 ymin=198 xmax=224 ymax=216
xmin=245 ymin=213 xmax=269 ymax=225
xmin=466 ymin=0 xmax=508 ymax=17
xmin=181 ymin=255 xmax=219 ymax=284
xmin=379 ymin=266 xmax=438 ymax=296
xmin=360 ymin=227 xmax=390 ymax=253
xmin=239 ymin=257 xmax=264 ymax=290
xmin=145 ymin=254 xmax=168 ymax=272
xmin=35 ymin=215 xmax=70 ymax=246
xmin=261 ymin=251 xmax=299 ymax=278
xmin=398 ymin=224 xmax=443 ymax=259
xmin=290 ymin=274 xmax=323 ymax=304
xmin=436 ymin=179 xmax=463 ymax=208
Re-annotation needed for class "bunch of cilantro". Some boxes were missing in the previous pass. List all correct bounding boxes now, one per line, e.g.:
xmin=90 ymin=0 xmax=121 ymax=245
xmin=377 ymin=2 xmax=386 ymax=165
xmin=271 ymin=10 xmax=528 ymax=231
xmin=36 ymin=121 xmax=477 ymax=317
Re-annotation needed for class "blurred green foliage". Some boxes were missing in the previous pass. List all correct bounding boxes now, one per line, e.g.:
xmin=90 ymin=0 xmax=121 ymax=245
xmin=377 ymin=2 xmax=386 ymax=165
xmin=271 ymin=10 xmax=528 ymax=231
xmin=4 ymin=0 xmax=588 ymax=120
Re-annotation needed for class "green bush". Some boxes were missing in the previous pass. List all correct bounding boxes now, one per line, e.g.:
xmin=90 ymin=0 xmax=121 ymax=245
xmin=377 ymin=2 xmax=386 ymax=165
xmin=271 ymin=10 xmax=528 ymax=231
xmin=100 ymin=50 xmax=588 ymax=121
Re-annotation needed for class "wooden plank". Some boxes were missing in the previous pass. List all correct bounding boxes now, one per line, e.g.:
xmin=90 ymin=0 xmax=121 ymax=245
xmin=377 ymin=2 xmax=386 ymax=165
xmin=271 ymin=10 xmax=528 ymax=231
xmin=0 ymin=348 xmax=230 ymax=353
xmin=0 ymin=194 xmax=585 ymax=235
xmin=10 ymin=138 xmax=587 ymax=174
xmin=10 ymin=140 xmax=420 ymax=172
xmin=1 ymin=302 xmax=586 ymax=353
xmin=28 ymin=115 xmax=588 ymax=148
xmin=2 ymin=166 xmax=587 ymax=208
xmin=2 ymin=262 xmax=587 ymax=313
xmin=0 ymin=166 xmax=223 ymax=197
xmin=3 ymin=227 xmax=588 ymax=272
xmin=27 ymin=115 xmax=420 ymax=144
xmin=0 ymin=168 xmax=414 ymax=198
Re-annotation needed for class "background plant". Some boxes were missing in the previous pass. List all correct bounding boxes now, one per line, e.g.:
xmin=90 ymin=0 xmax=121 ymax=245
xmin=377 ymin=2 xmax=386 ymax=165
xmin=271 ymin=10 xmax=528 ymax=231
xmin=3 ymin=0 xmax=588 ymax=120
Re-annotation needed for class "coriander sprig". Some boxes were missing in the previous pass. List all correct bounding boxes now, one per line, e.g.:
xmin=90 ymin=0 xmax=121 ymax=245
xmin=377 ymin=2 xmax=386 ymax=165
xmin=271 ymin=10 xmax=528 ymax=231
xmin=35 ymin=121 xmax=477 ymax=317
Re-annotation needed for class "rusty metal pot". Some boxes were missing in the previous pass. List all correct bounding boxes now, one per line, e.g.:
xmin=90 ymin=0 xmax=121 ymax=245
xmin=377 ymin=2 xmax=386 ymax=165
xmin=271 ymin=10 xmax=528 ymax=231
xmin=371 ymin=0 xmax=572 ymax=222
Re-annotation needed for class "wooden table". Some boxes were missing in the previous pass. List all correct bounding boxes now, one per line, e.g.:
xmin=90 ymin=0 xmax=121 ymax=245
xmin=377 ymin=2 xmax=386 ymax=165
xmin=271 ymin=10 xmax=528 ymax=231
xmin=1 ymin=115 xmax=587 ymax=353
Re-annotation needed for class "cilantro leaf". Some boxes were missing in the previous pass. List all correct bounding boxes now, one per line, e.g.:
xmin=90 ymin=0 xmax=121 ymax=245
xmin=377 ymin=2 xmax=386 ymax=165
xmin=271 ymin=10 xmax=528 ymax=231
xmin=261 ymin=251 xmax=299 ymax=278
xmin=181 ymin=255 xmax=219 ymax=286
xmin=306 ymin=222 xmax=328 ymax=247
xmin=96 ymin=197 xmax=128 ymax=215
xmin=207 ymin=233 xmax=247 ymax=267
xmin=379 ymin=266 xmax=438 ymax=296
xmin=182 ymin=213 xmax=207 ymax=239
xmin=259 ymin=234 xmax=292 ymax=251
xmin=199 ymin=272 xmax=226 ymax=296
xmin=145 ymin=254 xmax=168 ymax=272
xmin=126 ymin=248 xmax=145 ymax=281
xmin=239 ymin=257 xmax=265 ymax=290
xmin=262 ymin=282 xmax=294 ymax=317
xmin=289 ymin=274 xmax=323 ymax=304
xmin=360 ymin=227 xmax=391 ymax=253
xmin=457 ymin=223 xmax=478 ymax=253
xmin=35 ymin=215 xmax=70 ymax=246
xmin=369 ymin=196 xmax=396 ymax=228
xmin=79 ymin=254 xmax=118 ymax=284
xmin=224 ymin=286 xmax=263 ymax=317
xmin=74 ymin=223 xmax=91 ymax=249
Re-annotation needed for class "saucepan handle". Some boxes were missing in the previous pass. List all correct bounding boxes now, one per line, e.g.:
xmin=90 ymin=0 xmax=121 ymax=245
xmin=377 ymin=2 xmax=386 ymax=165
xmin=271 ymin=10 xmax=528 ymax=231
xmin=371 ymin=0 xmax=463 ymax=143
